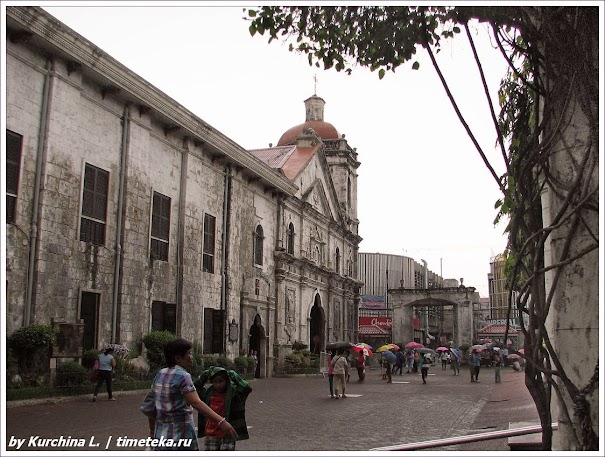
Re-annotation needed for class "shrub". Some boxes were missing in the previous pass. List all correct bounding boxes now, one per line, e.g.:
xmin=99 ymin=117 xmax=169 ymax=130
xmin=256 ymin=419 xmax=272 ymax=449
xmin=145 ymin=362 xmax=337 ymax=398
xmin=234 ymin=356 xmax=249 ymax=371
xmin=216 ymin=356 xmax=235 ymax=370
xmin=82 ymin=349 xmax=100 ymax=369
xmin=292 ymin=340 xmax=308 ymax=351
xmin=459 ymin=343 xmax=471 ymax=353
xmin=202 ymin=355 xmax=219 ymax=369
xmin=247 ymin=356 xmax=256 ymax=370
xmin=56 ymin=361 xmax=88 ymax=387
xmin=9 ymin=324 xmax=56 ymax=351
xmin=142 ymin=331 xmax=176 ymax=369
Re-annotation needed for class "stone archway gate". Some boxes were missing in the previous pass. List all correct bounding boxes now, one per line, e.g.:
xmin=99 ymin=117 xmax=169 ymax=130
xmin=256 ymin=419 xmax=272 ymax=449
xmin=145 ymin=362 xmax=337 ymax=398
xmin=389 ymin=287 xmax=476 ymax=346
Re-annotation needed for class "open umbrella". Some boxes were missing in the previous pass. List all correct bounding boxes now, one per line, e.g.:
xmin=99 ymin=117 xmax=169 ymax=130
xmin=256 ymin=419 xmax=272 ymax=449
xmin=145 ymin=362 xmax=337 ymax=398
xmin=355 ymin=343 xmax=373 ymax=351
xmin=405 ymin=341 xmax=424 ymax=349
xmin=507 ymin=353 xmax=521 ymax=359
xmin=518 ymin=348 xmax=525 ymax=354
xmin=326 ymin=341 xmax=352 ymax=351
xmin=387 ymin=343 xmax=400 ymax=351
xmin=351 ymin=344 xmax=373 ymax=357
xmin=436 ymin=346 xmax=449 ymax=352
xmin=381 ymin=350 xmax=396 ymax=364
xmin=418 ymin=348 xmax=437 ymax=355
xmin=450 ymin=348 xmax=462 ymax=359
xmin=492 ymin=347 xmax=501 ymax=352
xmin=470 ymin=344 xmax=486 ymax=352
xmin=376 ymin=344 xmax=394 ymax=353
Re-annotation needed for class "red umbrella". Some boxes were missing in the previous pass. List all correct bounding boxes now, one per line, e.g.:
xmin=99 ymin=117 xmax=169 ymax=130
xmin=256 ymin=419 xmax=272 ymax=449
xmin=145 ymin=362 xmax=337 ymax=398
xmin=405 ymin=341 xmax=424 ymax=349
xmin=518 ymin=348 xmax=525 ymax=354
xmin=351 ymin=344 xmax=373 ymax=357
xmin=387 ymin=343 xmax=400 ymax=351
xmin=507 ymin=353 xmax=521 ymax=359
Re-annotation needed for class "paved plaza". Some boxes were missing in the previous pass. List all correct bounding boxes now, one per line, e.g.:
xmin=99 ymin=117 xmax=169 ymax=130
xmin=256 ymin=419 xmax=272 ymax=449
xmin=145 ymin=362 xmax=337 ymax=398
xmin=5 ymin=365 xmax=538 ymax=452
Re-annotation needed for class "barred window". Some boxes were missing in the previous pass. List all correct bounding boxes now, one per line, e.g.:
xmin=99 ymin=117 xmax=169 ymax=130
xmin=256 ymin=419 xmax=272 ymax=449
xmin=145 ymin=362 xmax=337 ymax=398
xmin=254 ymin=225 xmax=264 ymax=266
xmin=151 ymin=301 xmax=176 ymax=334
xmin=6 ymin=130 xmax=23 ymax=224
xmin=80 ymin=164 xmax=109 ymax=245
xmin=202 ymin=213 xmax=216 ymax=273
xmin=203 ymin=308 xmax=224 ymax=354
xmin=286 ymin=222 xmax=295 ymax=255
xmin=151 ymin=192 xmax=171 ymax=261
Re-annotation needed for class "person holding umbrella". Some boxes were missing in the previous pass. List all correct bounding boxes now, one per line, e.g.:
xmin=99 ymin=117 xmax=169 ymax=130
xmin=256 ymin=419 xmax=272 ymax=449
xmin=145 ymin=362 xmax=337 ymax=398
xmin=450 ymin=348 xmax=461 ymax=376
xmin=331 ymin=349 xmax=350 ymax=398
xmin=419 ymin=353 xmax=430 ymax=384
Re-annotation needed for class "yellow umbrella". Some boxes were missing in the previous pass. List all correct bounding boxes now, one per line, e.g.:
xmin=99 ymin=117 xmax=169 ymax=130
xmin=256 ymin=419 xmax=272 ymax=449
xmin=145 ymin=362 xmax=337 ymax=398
xmin=375 ymin=344 xmax=393 ymax=353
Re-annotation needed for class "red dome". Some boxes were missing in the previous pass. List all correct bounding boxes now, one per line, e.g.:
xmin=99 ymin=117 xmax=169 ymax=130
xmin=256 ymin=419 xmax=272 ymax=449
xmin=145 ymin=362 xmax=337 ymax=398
xmin=277 ymin=120 xmax=340 ymax=146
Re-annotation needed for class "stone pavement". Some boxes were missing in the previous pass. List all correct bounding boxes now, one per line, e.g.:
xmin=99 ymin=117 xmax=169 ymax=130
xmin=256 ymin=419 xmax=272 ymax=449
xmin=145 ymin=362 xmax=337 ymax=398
xmin=4 ymin=364 xmax=538 ymax=452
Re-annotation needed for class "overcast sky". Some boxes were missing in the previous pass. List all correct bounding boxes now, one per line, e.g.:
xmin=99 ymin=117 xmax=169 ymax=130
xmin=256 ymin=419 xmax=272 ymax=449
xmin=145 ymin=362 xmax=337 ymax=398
xmin=32 ymin=2 xmax=511 ymax=297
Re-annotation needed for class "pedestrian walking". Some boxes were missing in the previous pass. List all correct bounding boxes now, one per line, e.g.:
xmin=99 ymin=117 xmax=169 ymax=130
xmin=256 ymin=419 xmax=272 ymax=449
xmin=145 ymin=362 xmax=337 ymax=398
xmin=194 ymin=366 xmax=251 ymax=451
xmin=413 ymin=351 xmax=419 ymax=373
xmin=356 ymin=351 xmax=366 ymax=382
xmin=93 ymin=346 xmax=116 ymax=402
xmin=331 ymin=349 xmax=349 ymax=398
xmin=327 ymin=350 xmax=335 ymax=397
xmin=440 ymin=351 xmax=448 ymax=370
xmin=406 ymin=351 xmax=414 ymax=373
xmin=147 ymin=338 xmax=237 ymax=451
xmin=450 ymin=350 xmax=460 ymax=376
xmin=494 ymin=353 xmax=502 ymax=384
xmin=419 ymin=354 xmax=430 ymax=384
xmin=471 ymin=351 xmax=482 ymax=382
xmin=393 ymin=349 xmax=404 ymax=375
xmin=383 ymin=357 xmax=393 ymax=383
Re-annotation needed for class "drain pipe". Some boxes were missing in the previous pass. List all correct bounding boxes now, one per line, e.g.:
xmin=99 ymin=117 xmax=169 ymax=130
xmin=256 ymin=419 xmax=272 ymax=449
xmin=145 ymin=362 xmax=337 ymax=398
xmin=175 ymin=141 xmax=189 ymax=337
xmin=25 ymin=58 xmax=55 ymax=326
xmin=221 ymin=165 xmax=232 ymax=352
xmin=111 ymin=104 xmax=131 ymax=343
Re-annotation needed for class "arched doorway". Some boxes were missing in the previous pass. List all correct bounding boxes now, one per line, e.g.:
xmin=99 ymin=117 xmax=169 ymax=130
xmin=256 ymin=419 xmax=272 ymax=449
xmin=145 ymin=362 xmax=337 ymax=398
xmin=309 ymin=294 xmax=324 ymax=354
xmin=249 ymin=314 xmax=264 ymax=378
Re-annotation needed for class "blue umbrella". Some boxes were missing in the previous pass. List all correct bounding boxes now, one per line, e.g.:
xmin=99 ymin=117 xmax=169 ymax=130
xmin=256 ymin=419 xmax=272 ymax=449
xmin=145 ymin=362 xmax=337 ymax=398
xmin=381 ymin=350 xmax=396 ymax=364
xmin=450 ymin=348 xmax=462 ymax=359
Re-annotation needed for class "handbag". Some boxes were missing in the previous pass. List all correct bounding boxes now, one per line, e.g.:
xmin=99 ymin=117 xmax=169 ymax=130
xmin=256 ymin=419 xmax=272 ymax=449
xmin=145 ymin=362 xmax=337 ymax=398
xmin=140 ymin=390 xmax=156 ymax=417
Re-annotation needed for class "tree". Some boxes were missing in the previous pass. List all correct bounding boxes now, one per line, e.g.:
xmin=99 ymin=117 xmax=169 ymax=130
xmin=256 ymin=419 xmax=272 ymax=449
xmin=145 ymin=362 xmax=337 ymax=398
xmin=246 ymin=6 xmax=599 ymax=451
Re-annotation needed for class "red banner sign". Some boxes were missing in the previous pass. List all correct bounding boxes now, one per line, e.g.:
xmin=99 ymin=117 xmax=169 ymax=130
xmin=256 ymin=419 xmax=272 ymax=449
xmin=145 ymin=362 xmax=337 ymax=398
xmin=359 ymin=317 xmax=392 ymax=329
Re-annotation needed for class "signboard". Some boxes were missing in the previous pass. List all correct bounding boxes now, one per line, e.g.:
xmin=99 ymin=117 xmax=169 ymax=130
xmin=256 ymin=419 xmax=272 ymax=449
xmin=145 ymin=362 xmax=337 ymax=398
xmin=360 ymin=295 xmax=386 ymax=310
xmin=359 ymin=316 xmax=392 ymax=330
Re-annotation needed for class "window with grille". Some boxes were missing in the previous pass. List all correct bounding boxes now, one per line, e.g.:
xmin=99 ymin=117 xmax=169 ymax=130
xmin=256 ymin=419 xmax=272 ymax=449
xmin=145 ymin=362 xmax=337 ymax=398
xmin=202 ymin=213 xmax=216 ymax=273
xmin=80 ymin=164 xmax=109 ymax=245
xmin=335 ymin=247 xmax=341 ymax=274
xmin=151 ymin=301 xmax=176 ymax=334
xmin=286 ymin=222 xmax=295 ymax=255
xmin=203 ymin=308 xmax=224 ymax=354
xmin=6 ymin=131 xmax=22 ymax=224
xmin=254 ymin=225 xmax=264 ymax=266
xmin=151 ymin=192 xmax=171 ymax=261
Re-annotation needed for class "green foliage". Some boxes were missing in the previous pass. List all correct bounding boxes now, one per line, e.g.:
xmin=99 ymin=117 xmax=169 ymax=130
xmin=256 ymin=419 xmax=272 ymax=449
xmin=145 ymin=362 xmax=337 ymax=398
xmin=285 ymin=352 xmax=304 ymax=367
xmin=216 ymin=356 xmax=235 ymax=370
xmin=247 ymin=356 xmax=256 ymax=370
xmin=56 ymin=361 xmax=88 ymax=387
xmin=82 ymin=349 xmax=100 ymax=369
xmin=9 ymin=324 xmax=56 ymax=351
xmin=291 ymin=340 xmax=308 ymax=351
xmin=245 ymin=6 xmax=467 ymax=78
xmin=458 ymin=343 xmax=470 ymax=353
xmin=202 ymin=354 xmax=219 ymax=368
xmin=142 ymin=331 xmax=176 ymax=369
xmin=234 ymin=356 xmax=249 ymax=370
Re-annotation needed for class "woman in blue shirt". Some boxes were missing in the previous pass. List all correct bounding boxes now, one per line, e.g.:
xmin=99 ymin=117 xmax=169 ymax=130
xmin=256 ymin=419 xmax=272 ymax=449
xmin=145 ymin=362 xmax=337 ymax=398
xmin=93 ymin=346 xmax=116 ymax=401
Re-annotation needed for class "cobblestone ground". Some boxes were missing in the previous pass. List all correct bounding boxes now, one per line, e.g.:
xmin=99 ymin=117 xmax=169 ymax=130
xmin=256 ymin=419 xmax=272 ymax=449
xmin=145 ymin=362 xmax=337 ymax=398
xmin=5 ymin=365 xmax=537 ymax=452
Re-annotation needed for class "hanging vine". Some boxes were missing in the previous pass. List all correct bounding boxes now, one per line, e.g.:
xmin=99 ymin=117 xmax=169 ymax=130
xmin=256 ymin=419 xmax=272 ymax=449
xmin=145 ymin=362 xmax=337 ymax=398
xmin=246 ymin=6 xmax=599 ymax=450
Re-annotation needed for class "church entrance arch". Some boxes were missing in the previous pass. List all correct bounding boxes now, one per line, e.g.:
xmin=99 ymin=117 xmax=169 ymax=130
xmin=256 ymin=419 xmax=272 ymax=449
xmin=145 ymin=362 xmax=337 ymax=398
xmin=309 ymin=294 xmax=325 ymax=354
xmin=249 ymin=314 xmax=265 ymax=378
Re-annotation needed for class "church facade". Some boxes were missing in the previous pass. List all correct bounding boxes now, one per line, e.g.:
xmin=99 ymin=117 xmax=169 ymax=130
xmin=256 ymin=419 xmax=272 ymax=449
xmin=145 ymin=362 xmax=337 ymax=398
xmin=5 ymin=7 xmax=361 ymax=376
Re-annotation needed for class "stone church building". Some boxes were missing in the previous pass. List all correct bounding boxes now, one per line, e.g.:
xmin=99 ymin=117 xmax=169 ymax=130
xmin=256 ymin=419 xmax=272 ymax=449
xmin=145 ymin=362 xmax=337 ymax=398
xmin=5 ymin=7 xmax=362 ymax=376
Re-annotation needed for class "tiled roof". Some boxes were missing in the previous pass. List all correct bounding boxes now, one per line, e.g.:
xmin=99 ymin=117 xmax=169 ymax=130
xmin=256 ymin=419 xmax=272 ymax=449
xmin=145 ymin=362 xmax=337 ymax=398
xmin=277 ymin=120 xmax=340 ymax=146
xmin=477 ymin=323 xmax=519 ymax=334
xmin=358 ymin=325 xmax=390 ymax=335
xmin=248 ymin=145 xmax=296 ymax=169
xmin=249 ymin=144 xmax=320 ymax=181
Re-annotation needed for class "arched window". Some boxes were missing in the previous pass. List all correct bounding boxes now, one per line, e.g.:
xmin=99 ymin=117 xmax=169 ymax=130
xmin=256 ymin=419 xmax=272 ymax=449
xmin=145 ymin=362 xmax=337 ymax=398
xmin=335 ymin=247 xmax=341 ymax=274
xmin=347 ymin=176 xmax=352 ymax=206
xmin=314 ymin=245 xmax=321 ymax=264
xmin=254 ymin=225 xmax=264 ymax=266
xmin=287 ymin=222 xmax=295 ymax=255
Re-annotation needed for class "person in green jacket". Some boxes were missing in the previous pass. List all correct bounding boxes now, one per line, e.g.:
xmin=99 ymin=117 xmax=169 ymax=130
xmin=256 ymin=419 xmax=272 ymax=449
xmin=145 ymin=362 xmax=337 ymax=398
xmin=194 ymin=366 xmax=252 ymax=450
